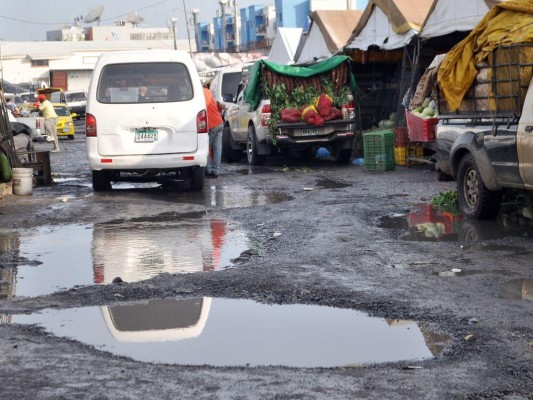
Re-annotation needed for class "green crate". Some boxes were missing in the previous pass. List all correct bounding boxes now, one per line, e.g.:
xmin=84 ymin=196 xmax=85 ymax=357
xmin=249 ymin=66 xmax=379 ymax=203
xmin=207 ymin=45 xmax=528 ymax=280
xmin=363 ymin=129 xmax=396 ymax=171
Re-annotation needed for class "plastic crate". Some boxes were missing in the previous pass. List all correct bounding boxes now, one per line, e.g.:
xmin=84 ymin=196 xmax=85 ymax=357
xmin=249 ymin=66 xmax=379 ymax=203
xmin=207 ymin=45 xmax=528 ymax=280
xmin=405 ymin=110 xmax=438 ymax=142
xmin=394 ymin=145 xmax=424 ymax=166
xmin=363 ymin=130 xmax=396 ymax=171
xmin=394 ymin=126 xmax=409 ymax=147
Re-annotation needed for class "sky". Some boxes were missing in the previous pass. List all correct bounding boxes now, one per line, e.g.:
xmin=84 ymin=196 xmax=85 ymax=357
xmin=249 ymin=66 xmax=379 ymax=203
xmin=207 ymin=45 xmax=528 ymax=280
xmin=0 ymin=0 xmax=274 ymax=42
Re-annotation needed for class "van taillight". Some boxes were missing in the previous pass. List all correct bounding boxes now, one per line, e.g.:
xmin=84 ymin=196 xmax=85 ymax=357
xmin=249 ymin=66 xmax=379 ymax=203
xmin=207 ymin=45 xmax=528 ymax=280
xmin=261 ymin=104 xmax=271 ymax=127
xmin=36 ymin=119 xmax=41 ymax=129
xmin=197 ymin=110 xmax=208 ymax=133
xmin=86 ymin=113 xmax=97 ymax=137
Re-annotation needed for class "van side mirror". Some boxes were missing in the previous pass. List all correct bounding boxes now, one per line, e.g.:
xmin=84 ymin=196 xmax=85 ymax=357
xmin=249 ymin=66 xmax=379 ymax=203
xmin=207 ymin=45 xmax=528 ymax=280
xmin=71 ymin=113 xmax=77 ymax=118
xmin=222 ymin=93 xmax=234 ymax=103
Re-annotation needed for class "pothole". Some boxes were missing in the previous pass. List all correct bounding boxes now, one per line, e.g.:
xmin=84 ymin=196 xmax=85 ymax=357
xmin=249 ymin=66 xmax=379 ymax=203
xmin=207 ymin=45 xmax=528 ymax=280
xmin=0 ymin=220 xmax=259 ymax=298
xmin=379 ymin=204 xmax=533 ymax=243
xmin=3 ymin=297 xmax=452 ymax=367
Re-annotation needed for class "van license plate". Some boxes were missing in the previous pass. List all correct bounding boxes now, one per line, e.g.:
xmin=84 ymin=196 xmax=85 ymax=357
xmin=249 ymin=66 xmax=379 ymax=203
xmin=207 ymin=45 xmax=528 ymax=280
xmin=135 ymin=129 xmax=158 ymax=142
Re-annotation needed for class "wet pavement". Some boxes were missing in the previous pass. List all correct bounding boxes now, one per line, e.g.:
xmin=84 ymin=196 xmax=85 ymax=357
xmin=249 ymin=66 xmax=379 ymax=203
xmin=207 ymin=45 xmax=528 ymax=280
xmin=0 ymin=124 xmax=532 ymax=399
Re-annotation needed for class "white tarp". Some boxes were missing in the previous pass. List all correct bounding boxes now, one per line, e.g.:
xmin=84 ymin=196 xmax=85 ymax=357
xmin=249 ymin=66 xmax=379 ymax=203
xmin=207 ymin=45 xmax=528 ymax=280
xmin=420 ymin=0 xmax=492 ymax=39
xmin=295 ymin=23 xmax=333 ymax=64
xmin=346 ymin=5 xmax=415 ymax=50
xmin=296 ymin=10 xmax=362 ymax=64
xmin=267 ymin=28 xmax=303 ymax=65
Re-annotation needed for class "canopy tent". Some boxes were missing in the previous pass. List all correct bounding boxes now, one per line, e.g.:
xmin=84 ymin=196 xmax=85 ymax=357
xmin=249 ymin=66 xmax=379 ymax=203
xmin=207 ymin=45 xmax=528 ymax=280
xmin=267 ymin=28 xmax=303 ymax=65
xmin=345 ymin=0 xmax=433 ymax=51
xmin=438 ymin=0 xmax=533 ymax=111
xmin=420 ymin=0 xmax=504 ymax=39
xmin=295 ymin=10 xmax=362 ymax=64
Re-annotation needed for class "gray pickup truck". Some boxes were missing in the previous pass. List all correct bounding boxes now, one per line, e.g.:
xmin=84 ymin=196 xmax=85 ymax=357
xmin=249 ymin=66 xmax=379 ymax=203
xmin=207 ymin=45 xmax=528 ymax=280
xmin=435 ymin=45 xmax=533 ymax=219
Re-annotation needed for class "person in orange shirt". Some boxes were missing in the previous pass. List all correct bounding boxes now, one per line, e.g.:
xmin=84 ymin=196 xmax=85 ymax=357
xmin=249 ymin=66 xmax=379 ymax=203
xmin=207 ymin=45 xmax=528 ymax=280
xmin=203 ymin=84 xmax=226 ymax=178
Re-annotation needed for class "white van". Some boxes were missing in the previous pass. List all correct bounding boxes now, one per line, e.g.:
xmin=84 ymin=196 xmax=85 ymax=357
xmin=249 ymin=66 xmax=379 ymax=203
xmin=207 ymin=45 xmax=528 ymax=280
xmin=209 ymin=66 xmax=244 ymax=108
xmin=86 ymin=50 xmax=208 ymax=191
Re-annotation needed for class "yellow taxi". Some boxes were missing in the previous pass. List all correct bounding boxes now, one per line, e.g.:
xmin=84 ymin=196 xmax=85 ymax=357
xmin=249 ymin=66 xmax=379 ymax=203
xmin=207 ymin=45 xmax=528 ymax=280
xmin=19 ymin=103 xmax=77 ymax=140
xmin=53 ymin=103 xmax=77 ymax=139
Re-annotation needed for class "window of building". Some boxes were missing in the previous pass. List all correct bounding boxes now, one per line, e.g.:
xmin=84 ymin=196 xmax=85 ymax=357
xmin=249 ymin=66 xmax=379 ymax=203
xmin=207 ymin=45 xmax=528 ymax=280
xmin=31 ymin=60 xmax=49 ymax=67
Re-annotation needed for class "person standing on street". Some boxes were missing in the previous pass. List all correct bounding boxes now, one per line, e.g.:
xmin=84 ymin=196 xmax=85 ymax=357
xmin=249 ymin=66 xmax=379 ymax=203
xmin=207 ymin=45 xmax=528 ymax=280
xmin=203 ymin=85 xmax=226 ymax=177
xmin=37 ymin=94 xmax=60 ymax=152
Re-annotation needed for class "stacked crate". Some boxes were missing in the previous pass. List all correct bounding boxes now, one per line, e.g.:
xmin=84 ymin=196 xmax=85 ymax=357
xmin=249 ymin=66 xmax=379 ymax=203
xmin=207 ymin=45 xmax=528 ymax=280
xmin=363 ymin=129 xmax=395 ymax=171
xmin=393 ymin=126 xmax=423 ymax=166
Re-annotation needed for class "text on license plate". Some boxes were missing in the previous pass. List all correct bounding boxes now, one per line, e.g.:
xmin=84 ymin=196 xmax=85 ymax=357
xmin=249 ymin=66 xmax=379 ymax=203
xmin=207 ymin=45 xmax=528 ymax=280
xmin=298 ymin=128 xmax=321 ymax=136
xmin=135 ymin=129 xmax=158 ymax=142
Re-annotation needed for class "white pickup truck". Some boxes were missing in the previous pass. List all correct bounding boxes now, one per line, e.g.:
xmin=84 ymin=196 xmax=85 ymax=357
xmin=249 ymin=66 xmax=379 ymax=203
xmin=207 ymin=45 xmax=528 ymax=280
xmin=223 ymin=56 xmax=358 ymax=165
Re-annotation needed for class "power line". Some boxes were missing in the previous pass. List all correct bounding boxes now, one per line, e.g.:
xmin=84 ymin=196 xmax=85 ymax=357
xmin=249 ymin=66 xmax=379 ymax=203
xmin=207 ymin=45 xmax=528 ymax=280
xmin=0 ymin=0 xmax=169 ymax=27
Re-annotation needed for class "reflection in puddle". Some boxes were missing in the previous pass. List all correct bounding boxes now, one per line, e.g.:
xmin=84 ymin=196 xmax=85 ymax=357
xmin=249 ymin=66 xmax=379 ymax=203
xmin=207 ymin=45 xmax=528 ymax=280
xmin=0 ymin=220 xmax=257 ymax=298
xmin=379 ymin=204 xmax=533 ymax=242
xmin=3 ymin=298 xmax=451 ymax=367
xmin=501 ymin=279 xmax=532 ymax=301
xmin=174 ymin=185 xmax=293 ymax=209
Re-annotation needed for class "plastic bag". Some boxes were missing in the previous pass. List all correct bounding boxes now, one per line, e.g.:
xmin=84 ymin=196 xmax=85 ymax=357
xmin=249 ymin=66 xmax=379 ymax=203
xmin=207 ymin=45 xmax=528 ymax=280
xmin=323 ymin=107 xmax=342 ymax=121
xmin=301 ymin=105 xmax=325 ymax=127
xmin=280 ymin=108 xmax=302 ymax=123
xmin=314 ymin=94 xmax=333 ymax=118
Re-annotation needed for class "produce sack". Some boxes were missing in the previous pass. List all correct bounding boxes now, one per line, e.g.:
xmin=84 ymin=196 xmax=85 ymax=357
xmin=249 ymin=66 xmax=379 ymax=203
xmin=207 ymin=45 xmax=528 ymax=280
xmin=313 ymin=94 xmax=333 ymax=117
xmin=323 ymin=107 xmax=342 ymax=121
xmin=301 ymin=105 xmax=325 ymax=127
xmin=280 ymin=108 xmax=302 ymax=123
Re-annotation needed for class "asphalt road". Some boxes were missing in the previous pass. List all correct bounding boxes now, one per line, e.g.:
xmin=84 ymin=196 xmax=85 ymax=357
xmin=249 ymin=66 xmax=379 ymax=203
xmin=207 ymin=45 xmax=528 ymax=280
xmin=0 ymin=123 xmax=531 ymax=400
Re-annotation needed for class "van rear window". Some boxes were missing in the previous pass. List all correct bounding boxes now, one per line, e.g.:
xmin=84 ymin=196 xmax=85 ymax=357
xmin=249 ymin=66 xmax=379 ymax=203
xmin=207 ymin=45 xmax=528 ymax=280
xmin=97 ymin=62 xmax=193 ymax=104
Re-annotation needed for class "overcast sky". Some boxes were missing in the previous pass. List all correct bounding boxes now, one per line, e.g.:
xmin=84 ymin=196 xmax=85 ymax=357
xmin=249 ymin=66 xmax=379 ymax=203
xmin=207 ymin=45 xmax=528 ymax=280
xmin=0 ymin=0 xmax=273 ymax=42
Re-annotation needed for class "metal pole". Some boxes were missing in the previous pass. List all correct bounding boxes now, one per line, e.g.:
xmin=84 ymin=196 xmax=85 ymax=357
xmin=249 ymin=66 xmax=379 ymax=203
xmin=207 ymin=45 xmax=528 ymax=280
xmin=192 ymin=9 xmax=200 ymax=53
xmin=219 ymin=0 xmax=227 ymax=52
xmin=233 ymin=0 xmax=240 ymax=50
xmin=171 ymin=17 xmax=178 ymax=50
xmin=183 ymin=0 xmax=193 ymax=54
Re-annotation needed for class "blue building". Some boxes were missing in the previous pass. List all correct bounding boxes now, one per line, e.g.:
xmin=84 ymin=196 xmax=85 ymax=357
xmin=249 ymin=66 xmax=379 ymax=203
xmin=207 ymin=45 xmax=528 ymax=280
xmin=198 ymin=22 xmax=211 ymax=52
xmin=274 ymin=0 xmax=310 ymax=30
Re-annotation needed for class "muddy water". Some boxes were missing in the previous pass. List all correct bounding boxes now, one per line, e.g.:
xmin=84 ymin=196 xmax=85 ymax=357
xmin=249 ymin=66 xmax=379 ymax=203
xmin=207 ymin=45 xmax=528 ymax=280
xmin=4 ymin=298 xmax=451 ymax=367
xmin=380 ymin=203 xmax=533 ymax=243
xmin=0 ymin=220 xmax=258 ymax=298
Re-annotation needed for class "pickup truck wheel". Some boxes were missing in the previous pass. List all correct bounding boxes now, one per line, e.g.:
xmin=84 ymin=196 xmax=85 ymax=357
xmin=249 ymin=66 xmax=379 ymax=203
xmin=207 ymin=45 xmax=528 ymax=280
xmin=457 ymin=153 xmax=502 ymax=219
xmin=92 ymin=170 xmax=111 ymax=192
xmin=247 ymin=125 xmax=265 ymax=166
xmin=222 ymin=125 xmax=242 ymax=163
xmin=190 ymin=167 xmax=205 ymax=191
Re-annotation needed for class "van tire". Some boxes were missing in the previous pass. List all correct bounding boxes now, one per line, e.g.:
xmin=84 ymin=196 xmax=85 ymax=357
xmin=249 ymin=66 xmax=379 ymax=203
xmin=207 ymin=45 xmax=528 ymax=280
xmin=190 ymin=167 xmax=205 ymax=191
xmin=457 ymin=153 xmax=502 ymax=219
xmin=246 ymin=125 xmax=265 ymax=166
xmin=222 ymin=125 xmax=242 ymax=163
xmin=92 ymin=170 xmax=111 ymax=191
xmin=332 ymin=142 xmax=352 ymax=164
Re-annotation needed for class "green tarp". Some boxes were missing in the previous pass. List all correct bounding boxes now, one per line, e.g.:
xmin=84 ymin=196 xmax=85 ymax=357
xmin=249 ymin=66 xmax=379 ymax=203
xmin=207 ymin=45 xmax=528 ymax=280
xmin=244 ymin=56 xmax=356 ymax=110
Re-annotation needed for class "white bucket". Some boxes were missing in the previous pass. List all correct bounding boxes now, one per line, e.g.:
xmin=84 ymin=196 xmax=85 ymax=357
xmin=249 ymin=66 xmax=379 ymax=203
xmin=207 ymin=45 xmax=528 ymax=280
xmin=12 ymin=168 xmax=33 ymax=196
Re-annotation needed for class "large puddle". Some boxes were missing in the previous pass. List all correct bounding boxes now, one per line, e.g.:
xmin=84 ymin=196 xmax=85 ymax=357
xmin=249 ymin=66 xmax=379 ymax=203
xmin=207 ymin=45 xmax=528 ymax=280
xmin=54 ymin=179 xmax=293 ymax=209
xmin=2 ymin=297 xmax=451 ymax=367
xmin=0 ymin=220 xmax=258 ymax=298
xmin=380 ymin=203 xmax=533 ymax=242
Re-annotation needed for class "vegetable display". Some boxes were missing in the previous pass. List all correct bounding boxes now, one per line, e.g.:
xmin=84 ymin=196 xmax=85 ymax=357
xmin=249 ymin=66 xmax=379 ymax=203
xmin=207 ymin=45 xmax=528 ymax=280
xmin=260 ymin=60 xmax=353 ymax=138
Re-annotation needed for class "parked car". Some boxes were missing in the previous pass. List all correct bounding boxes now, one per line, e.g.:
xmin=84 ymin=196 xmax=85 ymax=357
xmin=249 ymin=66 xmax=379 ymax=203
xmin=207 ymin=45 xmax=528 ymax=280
xmin=85 ymin=49 xmax=208 ymax=191
xmin=435 ymin=44 xmax=533 ymax=219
